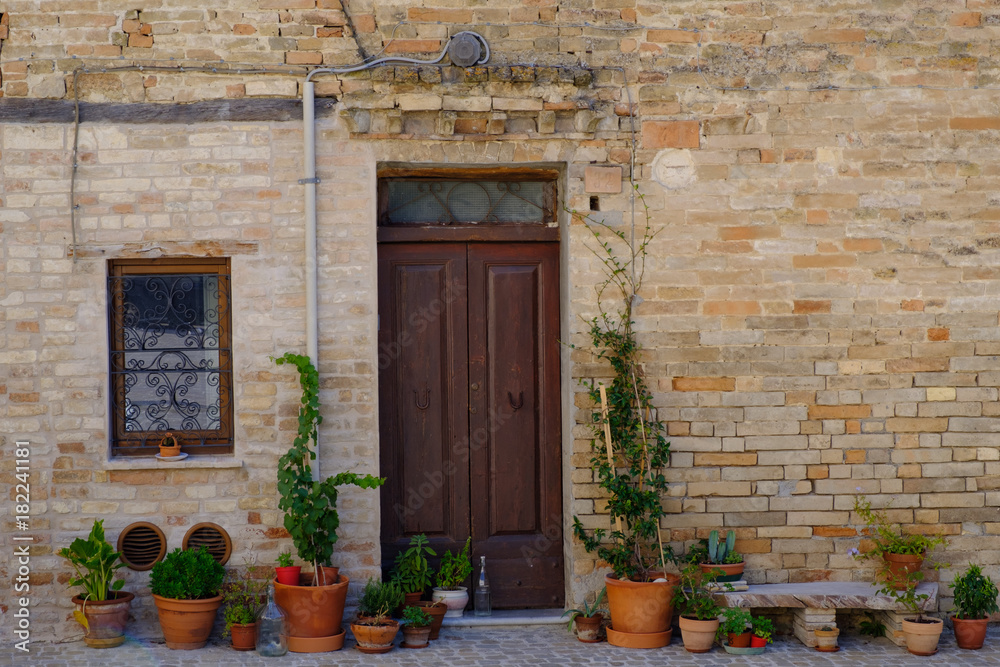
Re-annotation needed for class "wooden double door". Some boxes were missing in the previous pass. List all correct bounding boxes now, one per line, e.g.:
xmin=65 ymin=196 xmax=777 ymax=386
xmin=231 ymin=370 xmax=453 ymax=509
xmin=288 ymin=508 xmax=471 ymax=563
xmin=377 ymin=242 xmax=563 ymax=608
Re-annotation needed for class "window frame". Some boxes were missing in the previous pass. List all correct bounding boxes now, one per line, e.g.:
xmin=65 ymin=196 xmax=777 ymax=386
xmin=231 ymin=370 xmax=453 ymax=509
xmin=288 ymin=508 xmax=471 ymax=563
xmin=107 ymin=257 xmax=234 ymax=457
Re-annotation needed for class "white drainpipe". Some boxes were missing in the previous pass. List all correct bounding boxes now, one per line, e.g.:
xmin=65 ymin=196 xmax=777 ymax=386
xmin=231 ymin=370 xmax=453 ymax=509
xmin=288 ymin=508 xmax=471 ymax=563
xmin=303 ymin=80 xmax=320 ymax=482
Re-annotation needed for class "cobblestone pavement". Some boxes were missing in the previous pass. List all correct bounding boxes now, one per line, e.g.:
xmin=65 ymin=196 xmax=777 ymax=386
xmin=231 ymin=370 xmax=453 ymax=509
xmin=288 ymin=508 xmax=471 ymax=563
xmin=6 ymin=625 xmax=1000 ymax=666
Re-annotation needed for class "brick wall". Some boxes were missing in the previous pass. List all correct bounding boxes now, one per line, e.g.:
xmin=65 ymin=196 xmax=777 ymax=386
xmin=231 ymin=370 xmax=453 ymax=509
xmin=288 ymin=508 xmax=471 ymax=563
xmin=4 ymin=0 xmax=1000 ymax=640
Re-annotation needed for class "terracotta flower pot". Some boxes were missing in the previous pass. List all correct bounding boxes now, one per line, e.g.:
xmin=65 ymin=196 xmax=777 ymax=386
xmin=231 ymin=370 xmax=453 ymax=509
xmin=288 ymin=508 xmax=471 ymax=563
xmin=902 ymin=617 xmax=943 ymax=656
xmin=396 ymin=590 xmax=423 ymax=616
xmin=351 ymin=619 xmax=400 ymax=654
xmin=431 ymin=587 xmax=469 ymax=618
xmin=750 ymin=635 xmax=767 ymax=648
xmin=699 ymin=561 xmax=745 ymax=583
xmin=230 ymin=622 xmax=256 ymax=651
xmin=604 ymin=571 xmax=680 ymax=642
xmin=884 ymin=552 xmax=923 ymax=590
xmin=574 ymin=613 xmax=603 ymax=642
xmin=678 ymin=615 xmax=719 ymax=653
xmin=953 ymin=616 xmax=989 ymax=650
xmin=728 ymin=630 xmax=752 ymax=648
xmin=273 ymin=573 xmax=349 ymax=643
xmin=72 ymin=591 xmax=134 ymax=649
xmin=152 ymin=594 xmax=223 ymax=650
xmin=413 ymin=601 xmax=447 ymax=640
xmin=275 ymin=566 xmax=301 ymax=586
xmin=401 ymin=624 xmax=432 ymax=648
xmin=815 ymin=627 xmax=839 ymax=651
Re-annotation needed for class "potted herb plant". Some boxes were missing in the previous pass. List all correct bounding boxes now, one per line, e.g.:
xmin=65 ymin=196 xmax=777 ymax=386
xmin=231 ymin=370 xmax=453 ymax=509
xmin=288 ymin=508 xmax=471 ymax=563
xmin=221 ymin=563 xmax=267 ymax=651
xmin=431 ymin=537 xmax=472 ymax=618
xmin=150 ymin=546 xmax=225 ymax=650
xmin=750 ymin=616 xmax=773 ymax=649
xmin=717 ymin=606 xmax=753 ymax=648
xmin=400 ymin=605 xmax=433 ymax=649
xmin=390 ymin=533 xmax=436 ymax=606
xmin=414 ymin=600 xmax=448 ymax=640
xmin=676 ymin=562 xmax=721 ymax=653
xmin=696 ymin=530 xmax=744 ymax=583
xmin=274 ymin=551 xmax=300 ymax=586
xmin=561 ymin=588 xmax=606 ymax=643
xmin=853 ymin=493 xmax=946 ymax=589
xmin=58 ymin=519 xmax=134 ymax=649
xmin=570 ymin=202 xmax=677 ymax=649
xmin=950 ymin=563 xmax=999 ymax=650
xmin=815 ymin=626 xmax=840 ymax=652
xmin=272 ymin=353 xmax=385 ymax=652
xmin=876 ymin=564 xmax=943 ymax=655
xmin=350 ymin=578 xmax=403 ymax=654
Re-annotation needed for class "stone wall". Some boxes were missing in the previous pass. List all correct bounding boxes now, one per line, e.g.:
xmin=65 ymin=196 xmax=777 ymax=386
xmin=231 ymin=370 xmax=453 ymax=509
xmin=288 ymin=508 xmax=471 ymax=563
xmin=4 ymin=0 xmax=1000 ymax=642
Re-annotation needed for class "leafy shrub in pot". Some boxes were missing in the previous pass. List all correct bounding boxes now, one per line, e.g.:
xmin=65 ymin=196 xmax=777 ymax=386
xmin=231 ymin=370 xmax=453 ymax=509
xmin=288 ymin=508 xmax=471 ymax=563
xmin=150 ymin=547 xmax=225 ymax=650
xmin=951 ymin=563 xmax=999 ymax=650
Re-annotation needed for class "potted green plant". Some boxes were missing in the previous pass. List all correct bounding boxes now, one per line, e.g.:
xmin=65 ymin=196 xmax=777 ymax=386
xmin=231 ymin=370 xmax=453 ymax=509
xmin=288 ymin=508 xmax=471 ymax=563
xmin=570 ymin=201 xmax=677 ymax=649
xmin=390 ymin=533 xmax=436 ymax=606
xmin=875 ymin=565 xmax=943 ymax=656
xmin=431 ymin=537 xmax=472 ymax=617
xmin=158 ymin=432 xmax=181 ymax=458
xmin=815 ymin=625 xmax=839 ymax=651
xmin=695 ymin=530 xmax=744 ymax=583
xmin=149 ymin=546 xmax=225 ymax=650
xmin=561 ymin=588 xmax=606 ymax=643
xmin=400 ymin=605 xmax=433 ymax=649
xmin=852 ymin=493 xmax=946 ymax=589
xmin=717 ymin=606 xmax=753 ymax=648
xmin=950 ymin=563 xmax=999 ymax=650
xmin=750 ymin=616 xmax=773 ymax=649
xmin=58 ymin=519 xmax=134 ymax=649
xmin=221 ymin=563 xmax=267 ymax=651
xmin=271 ymin=353 xmax=385 ymax=652
xmin=350 ymin=578 xmax=403 ymax=654
xmin=274 ymin=551 xmax=300 ymax=586
xmin=676 ymin=562 xmax=722 ymax=653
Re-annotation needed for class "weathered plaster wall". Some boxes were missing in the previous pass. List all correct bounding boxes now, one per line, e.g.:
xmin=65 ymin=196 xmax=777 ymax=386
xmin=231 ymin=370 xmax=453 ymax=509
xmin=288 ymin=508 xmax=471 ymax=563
xmin=5 ymin=0 xmax=1000 ymax=642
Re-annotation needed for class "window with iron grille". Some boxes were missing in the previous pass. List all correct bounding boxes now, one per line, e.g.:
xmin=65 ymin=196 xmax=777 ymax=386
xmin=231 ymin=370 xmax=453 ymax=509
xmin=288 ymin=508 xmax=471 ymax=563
xmin=107 ymin=258 xmax=233 ymax=456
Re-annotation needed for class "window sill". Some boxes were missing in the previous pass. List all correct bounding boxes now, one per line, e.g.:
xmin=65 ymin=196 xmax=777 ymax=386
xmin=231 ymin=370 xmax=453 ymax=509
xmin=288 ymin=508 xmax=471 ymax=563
xmin=104 ymin=456 xmax=244 ymax=471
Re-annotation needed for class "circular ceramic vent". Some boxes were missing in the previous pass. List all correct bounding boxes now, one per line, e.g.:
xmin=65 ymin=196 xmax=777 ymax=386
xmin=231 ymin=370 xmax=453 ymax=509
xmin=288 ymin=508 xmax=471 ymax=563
xmin=117 ymin=522 xmax=167 ymax=571
xmin=182 ymin=522 xmax=232 ymax=565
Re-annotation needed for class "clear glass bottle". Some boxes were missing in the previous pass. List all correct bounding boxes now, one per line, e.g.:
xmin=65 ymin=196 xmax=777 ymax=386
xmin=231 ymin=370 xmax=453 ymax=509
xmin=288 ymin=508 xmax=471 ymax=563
xmin=256 ymin=582 xmax=288 ymax=656
xmin=474 ymin=555 xmax=491 ymax=616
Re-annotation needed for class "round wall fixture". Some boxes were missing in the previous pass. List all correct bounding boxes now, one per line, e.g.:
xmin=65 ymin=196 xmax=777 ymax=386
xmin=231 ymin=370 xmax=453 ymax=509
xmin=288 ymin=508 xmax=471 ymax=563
xmin=117 ymin=522 xmax=167 ymax=571
xmin=182 ymin=522 xmax=232 ymax=565
xmin=448 ymin=32 xmax=489 ymax=67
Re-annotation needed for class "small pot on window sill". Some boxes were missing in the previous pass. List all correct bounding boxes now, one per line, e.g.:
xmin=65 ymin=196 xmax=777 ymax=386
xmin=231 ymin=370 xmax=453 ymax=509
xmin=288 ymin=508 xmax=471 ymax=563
xmin=158 ymin=432 xmax=182 ymax=458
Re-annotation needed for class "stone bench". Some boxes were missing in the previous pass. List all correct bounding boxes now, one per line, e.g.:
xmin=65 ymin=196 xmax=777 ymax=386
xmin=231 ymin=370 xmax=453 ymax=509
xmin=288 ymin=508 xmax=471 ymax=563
xmin=713 ymin=581 xmax=939 ymax=648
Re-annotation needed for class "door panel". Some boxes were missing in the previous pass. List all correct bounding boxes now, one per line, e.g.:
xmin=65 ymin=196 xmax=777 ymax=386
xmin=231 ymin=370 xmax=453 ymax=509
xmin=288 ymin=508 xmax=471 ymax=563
xmin=378 ymin=245 xmax=469 ymax=549
xmin=379 ymin=241 xmax=563 ymax=608
xmin=468 ymin=243 xmax=563 ymax=608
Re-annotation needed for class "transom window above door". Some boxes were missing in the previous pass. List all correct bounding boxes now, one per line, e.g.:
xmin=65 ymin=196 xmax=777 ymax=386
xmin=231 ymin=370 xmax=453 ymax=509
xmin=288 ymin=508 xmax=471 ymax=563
xmin=377 ymin=169 xmax=558 ymax=227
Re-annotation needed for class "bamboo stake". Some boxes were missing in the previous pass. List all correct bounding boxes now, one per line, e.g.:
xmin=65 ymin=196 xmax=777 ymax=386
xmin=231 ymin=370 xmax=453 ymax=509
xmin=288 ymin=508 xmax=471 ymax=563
xmin=631 ymin=369 xmax=668 ymax=576
xmin=598 ymin=383 xmax=624 ymax=536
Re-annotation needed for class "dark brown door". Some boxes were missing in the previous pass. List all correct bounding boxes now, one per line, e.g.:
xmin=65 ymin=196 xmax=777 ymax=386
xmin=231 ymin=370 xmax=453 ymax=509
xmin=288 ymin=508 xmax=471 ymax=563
xmin=379 ymin=242 xmax=563 ymax=608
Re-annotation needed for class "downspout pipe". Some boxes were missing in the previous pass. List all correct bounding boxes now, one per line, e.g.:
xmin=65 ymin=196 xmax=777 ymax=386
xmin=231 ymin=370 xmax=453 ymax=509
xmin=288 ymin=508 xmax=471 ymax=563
xmin=303 ymin=80 xmax=320 ymax=482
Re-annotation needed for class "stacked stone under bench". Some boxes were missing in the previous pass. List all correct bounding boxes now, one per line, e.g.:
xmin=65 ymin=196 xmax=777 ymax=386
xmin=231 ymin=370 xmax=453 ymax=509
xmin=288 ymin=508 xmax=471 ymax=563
xmin=713 ymin=582 xmax=939 ymax=648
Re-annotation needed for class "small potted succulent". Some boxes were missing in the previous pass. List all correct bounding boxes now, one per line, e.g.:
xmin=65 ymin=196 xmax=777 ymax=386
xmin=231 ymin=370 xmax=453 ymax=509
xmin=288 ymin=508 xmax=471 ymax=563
xmin=561 ymin=588 xmax=606 ymax=643
xmin=274 ymin=551 xmax=300 ymax=586
xmin=350 ymin=578 xmax=403 ymax=654
xmin=676 ymin=562 xmax=721 ymax=653
xmin=950 ymin=563 xmax=999 ymax=650
xmin=58 ymin=519 xmax=134 ymax=648
xmin=221 ymin=563 xmax=267 ymax=651
xmin=750 ymin=616 xmax=774 ymax=649
xmin=150 ymin=546 xmax=225 ymax=650
xmin=158 ymin=432 xmax=181 ymax=458
xmin=693 ymin=530 xmax=744 ymax=582
xmin=717 ymin=606 xmax=753 ymax=648
xmin=815 ymin=626 xmax=839 ymax=652
xmin=390 ymin=533 xmax=436 ymax=606
xmin=431 ymin=537 xmax=473 ymax=618
xmin=400 ymin=605 xmax=433 ymax=649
